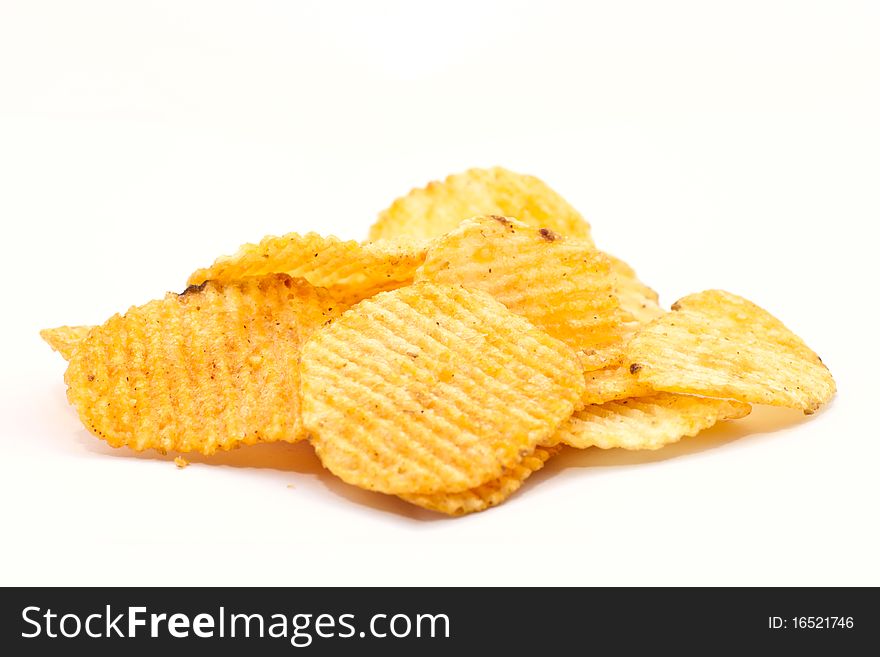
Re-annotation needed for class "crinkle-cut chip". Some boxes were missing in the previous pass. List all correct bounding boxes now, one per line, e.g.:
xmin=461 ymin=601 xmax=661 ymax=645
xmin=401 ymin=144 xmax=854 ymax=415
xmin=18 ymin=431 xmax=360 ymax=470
xmin=65 ymin=275 xmax=343 ymax=455
xmin=553 ymin=393 xmax=751 ymax=450
xmin=400 ymin=445 xmax=560 ymax=515
xmin=40 ymin=325 xmax=94 ymax=361
xmin=414 ymin=216 xmax=628 ymax=366
xmin=606 ymin=253 xmax=664 ymax=324
xmin=627 ymin=290 xmax=836 ymax=413
xmin=187 ymin=232 xmax=427 ymax=293
xmin=40 ymin=285 xmax=370 ymax=364
xmin=369 ymin=167 xmax=593 ymax=243
xmin=581 ymin=366 xmax=656 ymax=405
xmin=301 ymin=282 xmax=586 ymax=495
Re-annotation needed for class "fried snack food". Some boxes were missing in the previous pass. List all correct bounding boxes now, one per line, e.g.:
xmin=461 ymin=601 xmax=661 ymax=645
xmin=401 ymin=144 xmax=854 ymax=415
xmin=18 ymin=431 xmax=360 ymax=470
xmin=415 ymin=215 xmax=629 ymax=369
xmin=606 ymin=254 xmax=664 ymax=324
xmin=42 ymin=165 xmax=836 ymax=517
xmin=40 ymin=282 xmax=377 ymax=365
xmin=187 ymin=232 xmax=426 ymax=300
xmin=370 ymin=167 xmax=593 ymax=243
xmin=400 ymin=445 xmax=560 ymax=515
xmin=65 ymin=275 xmax=343 ymax=455
xmin=40 ymin=325 xmax=94 ymax=361
xmin=627 ymin=290 xmax=836 ymax=413
xmin=581 ymin=366 xmax=656 ymax=405
xmin=554 ymin=393 xmax=751 ymax=450
xmin=301 ymin=282 xmax=586 ymax=495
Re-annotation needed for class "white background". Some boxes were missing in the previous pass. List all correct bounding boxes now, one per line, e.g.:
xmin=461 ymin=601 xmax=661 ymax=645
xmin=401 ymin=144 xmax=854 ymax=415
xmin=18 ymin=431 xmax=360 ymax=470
xmin=1 ymin=1 xmax=878 ymax=586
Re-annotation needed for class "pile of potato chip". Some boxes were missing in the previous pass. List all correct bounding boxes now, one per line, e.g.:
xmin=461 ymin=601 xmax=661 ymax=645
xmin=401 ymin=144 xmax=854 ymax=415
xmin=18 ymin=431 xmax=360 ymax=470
xmin=42 ymin=167 xmax=835 ymax=515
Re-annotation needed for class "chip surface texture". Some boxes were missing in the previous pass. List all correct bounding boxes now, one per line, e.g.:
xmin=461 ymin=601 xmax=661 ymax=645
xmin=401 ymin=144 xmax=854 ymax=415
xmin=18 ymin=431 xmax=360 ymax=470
xmin=415 ymin=215 xmax=628 ymax=367
xmin=187 ymin=232 xmax=426 ymax=297
xmin=627 ymin=290 xmax=835 ymax=413
xmin=301 ymin=282 xmax=586 ymax=495
xmin=369 ymin=167 xmax=593 ymax=242
xmin=65 ymin=275 xmax=341 ymax=455
xmin=40 ymin=325 xmax=94 ymax=361
xmin=554 ymin=393 xmax=751 ymax=450
xmin=400 ymin=445 xmax=560 ymax=515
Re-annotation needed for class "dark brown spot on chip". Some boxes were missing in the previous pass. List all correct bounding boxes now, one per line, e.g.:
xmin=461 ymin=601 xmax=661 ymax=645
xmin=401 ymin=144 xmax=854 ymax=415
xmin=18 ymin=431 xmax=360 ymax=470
xmin=538 ymin=228 xmax=559 ymax=242
xmin=489 ymin=215 xmax=510 ymax=225
xmin=671 ymin=301 xmax=682 ymax=311
xmin=179 ymin=281 xmax=208 ymax=296
xmin=629 ymin=363 xmax=642 ymax=374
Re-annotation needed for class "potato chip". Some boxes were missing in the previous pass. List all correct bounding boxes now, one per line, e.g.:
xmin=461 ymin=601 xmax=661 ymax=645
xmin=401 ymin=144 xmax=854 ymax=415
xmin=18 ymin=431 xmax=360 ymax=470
xmin=606 ymin=254 xmax=664 ymax=324
xmin=301 ymin=282 xmax=586 ymax=495
xmin=414 ymin=216 xmax=629 ymax=369
xmin=581 ymin=365 xmax=656 ymax=405
xmin=40 ymin=325 xmax=94 ymax=361
xmin=554 ymin=393 xmax=751 ymax=450
xmin=627 ymin=290 xmax=835 ymax=413
xmin=42 ymin=287 xmax=370 ymax=363
xmin=369 ymin=167 xmax=593 ymax=243
xmin=187 ymin=232 xmax=426 ymax=297
xmin=400 ymin=445 xmax=560 ymax=515
xmin=65 ymin=275 xmax=343 ymax=455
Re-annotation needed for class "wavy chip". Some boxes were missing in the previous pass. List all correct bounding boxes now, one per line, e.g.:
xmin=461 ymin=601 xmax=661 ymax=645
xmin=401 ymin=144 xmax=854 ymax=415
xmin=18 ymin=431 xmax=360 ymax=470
xmin=370 ymin=166 xmax=592 ymax=243
xmin=42 ymin=288 xmax=368 ymax=363
xmin=582 ymin=366 xmax=656 ymax=405
xmin=65 ymin=275 xmax=343 ymax=455
xmin=40 ymin=325 xmax=94 ymax=361
xmin=301 ymin=282 xmax=585 ymax=495
xmin=627 ymin=290 xmax=836 ymax=413
xmin=414 ymin=215 xmax=629 ymax=369
xmin=607 ymin=254 xmax=664 ymax=324
xmin=400 ymin=445 xmax=560 ymax=515
xmin=187 ymin=232 xmax=426 ymax=300
xmin=554 ymin=393 xmax=751 ymax=450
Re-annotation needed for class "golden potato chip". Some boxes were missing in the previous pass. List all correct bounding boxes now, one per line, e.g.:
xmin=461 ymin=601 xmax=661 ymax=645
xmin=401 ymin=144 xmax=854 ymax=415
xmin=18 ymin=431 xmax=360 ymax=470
xmin=65 ymin=275 xmax=343 ymax=455
xmin=627 ymin=290 xmax=835 ymax=413
xmin=187 ymin=232 xmax=426 ymax=296
xmin=414 ymin=216 xmax=629 ymax=369
xmin=554 ymin=393 xmax=751 ymax=450
xmin=369 ymin=167 xmax=593 ymax=243
xmin=400 ymin=445 xmax=560 ymax=515
xmin=42 ymin=287 xmax=370 ymax=363
xmin=606 ymin=253 xmax=664 ymax=324
xmin=301 ymin=282 xmax=586 ymax=495
xmin=581 ymin=366 xmax=656 ymax=405
xmin=40 ymin=325 xmax=94 ymax=361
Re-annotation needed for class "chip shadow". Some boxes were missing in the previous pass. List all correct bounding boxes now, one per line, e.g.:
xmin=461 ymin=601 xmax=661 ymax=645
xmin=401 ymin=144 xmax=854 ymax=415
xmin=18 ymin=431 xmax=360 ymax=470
xmin=72 ymin=403 xmax=825 ymax=522
xmin=76 ymin=429 xmax=443 ymax=521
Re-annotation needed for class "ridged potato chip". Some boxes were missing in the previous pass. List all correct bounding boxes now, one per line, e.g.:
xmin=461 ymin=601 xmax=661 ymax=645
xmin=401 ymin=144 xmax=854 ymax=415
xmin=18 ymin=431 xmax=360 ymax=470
xmin=581 ymin=366 xmax=656 ymax=405
xmin=607 ymin=254 xmax=664 ymax=324
xmin=187 ymin=232 xmax=426 ymax=298
xmin=301 ymin=282 xmax=586 ymax=495
xmin=400 ymin=445 xmax=560 ymax=515
xmin=42 ymin=288 xmax=371 ymax=363
xmin=627 ymin=290 xmax=835 ymax=413
xmin=40 ymin=325 xmax=93 ymax=361
xmin=370 ymin=166 xmax=593 ymax=243
xmin=415 ymin=215 xmax=629 ymax=369
xmin=554 ymin=393 xmax=751 ymax=450
xmin=65 ymin=275 xmax=343 ymax=455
